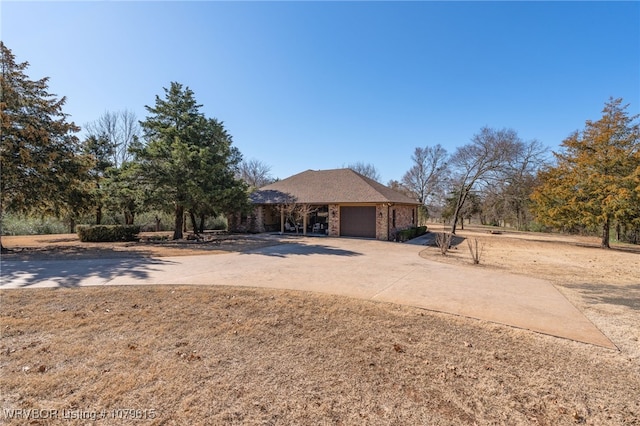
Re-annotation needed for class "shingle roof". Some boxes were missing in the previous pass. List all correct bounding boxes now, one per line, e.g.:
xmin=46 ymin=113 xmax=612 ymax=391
xmin=250 ymin=169 xmax=420 ymax=205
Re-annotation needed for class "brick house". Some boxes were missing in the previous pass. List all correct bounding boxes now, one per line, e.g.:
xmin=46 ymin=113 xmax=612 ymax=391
xmin=228 ymin=169 xmax=421 ymax=241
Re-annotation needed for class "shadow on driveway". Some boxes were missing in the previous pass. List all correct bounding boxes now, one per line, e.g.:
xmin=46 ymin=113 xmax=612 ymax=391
xmin=0 ymin=257 xmax=176 ymax=289
xmin=242 ymin=242 xmax=363 ymax=258
xmin=405 ymin=232 xmax=466 ymax=248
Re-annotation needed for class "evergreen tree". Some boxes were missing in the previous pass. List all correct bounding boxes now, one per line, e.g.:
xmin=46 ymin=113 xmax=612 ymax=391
xmin=102 ymin=163 xmax=145 ymax=225
xmin=531 ymin=98 xmax=640 ymax=248
xmin=137 ymin=82 xmax=248 ymax=239
xmin=82 ymin=134 xmax=114 ymax=224
xmin=184 ymin=117 xmax=249 ymax=233
xmin=0 ymin=42 xmax=90 ymax=247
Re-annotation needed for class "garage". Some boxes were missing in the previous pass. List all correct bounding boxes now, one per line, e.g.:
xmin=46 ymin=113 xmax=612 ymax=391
xmin=340 ymin=206 xmax=376 ymax=238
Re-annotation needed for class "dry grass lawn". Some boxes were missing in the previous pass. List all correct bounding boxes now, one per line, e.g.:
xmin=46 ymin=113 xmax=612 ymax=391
xmin=1 ymin=229 xmax=639 ymax=425
xmin=420 ymin=224 xmax=640 ymax=364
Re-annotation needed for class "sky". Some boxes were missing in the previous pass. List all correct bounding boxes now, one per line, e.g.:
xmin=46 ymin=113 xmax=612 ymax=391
xmin=2 ymin=1 xmax=639 ymax=184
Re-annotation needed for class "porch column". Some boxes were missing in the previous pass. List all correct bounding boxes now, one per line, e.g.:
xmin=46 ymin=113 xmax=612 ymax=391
xmin=280 ymin=207 xmax=285 ymax=234
xmin=303 ymin=206 xmax=308 ymax=236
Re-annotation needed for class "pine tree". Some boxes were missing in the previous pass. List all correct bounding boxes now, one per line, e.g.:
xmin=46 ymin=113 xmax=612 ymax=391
xmin=0 ymin=42 xmax=90 ymax=248
xmin=82 ymin=134 xmax=114 ymax=225
xmin=137 ymin=82 xmax=248 ymax=239
xmin=531 ymin=98 xmax=640 ymax=248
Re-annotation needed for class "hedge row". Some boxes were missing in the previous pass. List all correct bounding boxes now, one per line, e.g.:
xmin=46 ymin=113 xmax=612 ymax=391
xmin=396 ymin=226 xmax=428 ymax=242
xmin=77 ymin=225 xmax=141 ymax=242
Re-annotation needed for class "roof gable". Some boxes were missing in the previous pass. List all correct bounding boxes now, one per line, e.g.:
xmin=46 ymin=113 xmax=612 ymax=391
xmin=250 ymin=169 xmax=419 ymax=205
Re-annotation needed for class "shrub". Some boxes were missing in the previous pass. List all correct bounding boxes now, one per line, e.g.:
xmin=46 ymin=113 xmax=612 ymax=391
xmin=77 ymin=225 xmax=141 ymax=242
xmin=135 ymin=211 xmax=174 ymax=232
xmin=435 ymin=232 xmax=452 ymax=255
xmin=526 ymin=221 xmax=552 ymax=233
xmin=1 ymin=214 xmax=67 ymax=235
xmin=396 ymin=226 xmax=428 ymax=242
xmin=206 ymin=215 xmax=228 ymax=231
xmin=397 ymin=228 xmax=413 ymax=242
xmin=466 ymin=238 xmax=484 ymax=264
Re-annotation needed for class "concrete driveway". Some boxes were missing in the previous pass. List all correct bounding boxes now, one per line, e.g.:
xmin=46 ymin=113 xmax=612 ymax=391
xmin=0 ymin=235 xmax=614 ymax=348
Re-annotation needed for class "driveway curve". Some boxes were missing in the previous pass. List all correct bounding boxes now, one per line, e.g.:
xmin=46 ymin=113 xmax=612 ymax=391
xmin=0 ymin=235 xmax=614 ymax=348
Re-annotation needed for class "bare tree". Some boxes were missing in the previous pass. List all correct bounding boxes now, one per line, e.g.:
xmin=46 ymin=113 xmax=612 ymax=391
xmin=401 ymin=145 xmax=449 ymax=205
xmin=85 ymin=109 xmax=141 ymax=169
xmin=449 ymin=127 xmax=521 ymax=234
xmin=238 ymin=158 xmax=274 ymax=189
xmin=277 ymin=199 xmax=316 ymax=234
xmin=493 ymin=139 xmax=548 ymax=229
xmin=345 ymin=162 xmax=381 ymax=182
xmin=387 ymin=179 xmax=414 ymax=198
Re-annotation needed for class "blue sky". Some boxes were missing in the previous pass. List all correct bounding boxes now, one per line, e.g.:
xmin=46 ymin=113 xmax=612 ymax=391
xmin=2 ymin=1 xmax=639 ymax=184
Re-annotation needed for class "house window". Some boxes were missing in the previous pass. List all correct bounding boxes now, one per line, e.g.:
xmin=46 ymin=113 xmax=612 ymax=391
xmin=392 ymin=209 xmax=396 ymax=228
xmin=412 ymin=208 xmax=415 ymax=225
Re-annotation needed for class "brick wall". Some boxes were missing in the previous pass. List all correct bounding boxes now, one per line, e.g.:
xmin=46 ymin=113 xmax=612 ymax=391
xmin=376 ymin=204 xmax=389 ymax=240
xmin=389 ymin=205 xmax=417 ymax=240
xmin=254 ymin=206 xmax=265 ymax=233
xmin=227 ymin=206 xmax=265 ymax=233
xmin=328 ymin=204 xmax=340 ymax=237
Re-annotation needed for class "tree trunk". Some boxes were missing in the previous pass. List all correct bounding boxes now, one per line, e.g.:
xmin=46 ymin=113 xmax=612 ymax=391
xmin=173 ymin=205 xmax=184 ymax=240
xmin=189 ymin=211 xmax=198 ymax=234
xmin=124 ymin=210 xmax=135 ymax=225
xmin=451 ymin=202 xmax=462 ymax=235
xmin=96 ymin=205 xmax=102 ymax=225
xmin=68 ymin=217 xmax=76 ymax=233
xmin=450 ymin=188 xmax=469 ymax=235
xmin=601 ymin=216 xmax=611 ymax=249
xmin=155 ymin=215 xmax=161 ymax=232
xmin=198 ymin=214 xmax=206 ymax=234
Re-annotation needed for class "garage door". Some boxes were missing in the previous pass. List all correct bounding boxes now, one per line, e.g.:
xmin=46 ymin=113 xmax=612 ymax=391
xmin=340 ymin=206 xmax=376 ymax=238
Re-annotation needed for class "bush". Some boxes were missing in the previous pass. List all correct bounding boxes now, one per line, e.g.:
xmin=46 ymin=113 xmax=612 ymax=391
xmin=134 ymin=211 xmax=174 ymax=232
xmin=396 ymin=226 xmax=428 ymax=242
xmin=206 ymin=215 xmax=228 ymax=231
xmin=435 ymin=232 xmax=453 ymax=255
xmin=467 ymin=238 xmax=484 ymax=264
xmin=1 ymin=214 xmax=67 ymax=235
xmin=526 ymin=221 xmax=552 ymax=233
xmin=77 ymin=225 xmax=141 ymax=242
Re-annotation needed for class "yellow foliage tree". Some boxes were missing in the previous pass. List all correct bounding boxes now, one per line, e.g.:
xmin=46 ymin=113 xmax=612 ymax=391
xmin=531 ymin=98 xmax=640 ymax=248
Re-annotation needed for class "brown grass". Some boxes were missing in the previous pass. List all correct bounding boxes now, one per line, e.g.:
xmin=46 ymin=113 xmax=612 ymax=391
xmin=2 ymin=286 xmax=639 ymax=425
xmin=420 ymin=224 xmax=640 ymax=365
xmin=1 ymin=229 xmax=639 ymax=425
xmin=0 ymin=233 xmax=280 ymax=260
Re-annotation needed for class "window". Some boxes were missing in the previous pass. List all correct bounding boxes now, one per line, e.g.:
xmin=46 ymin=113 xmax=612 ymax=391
xmin=392 ymin=209 xmax=396 ymax=228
